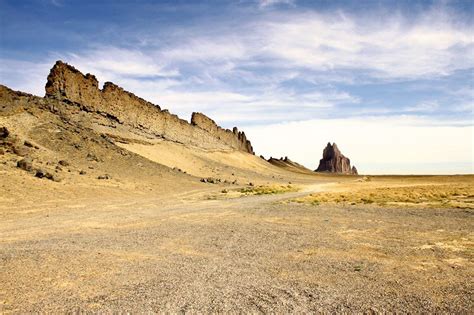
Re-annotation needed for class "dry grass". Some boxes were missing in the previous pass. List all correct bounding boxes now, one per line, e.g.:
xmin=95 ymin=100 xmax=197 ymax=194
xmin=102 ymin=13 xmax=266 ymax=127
xmin=292 ymin=176 xmax=474 ymax=209
xmin=238 ymin=184 xmax=299 ymax=196
xmin=206 ymin=184 xmax=300 ymax=200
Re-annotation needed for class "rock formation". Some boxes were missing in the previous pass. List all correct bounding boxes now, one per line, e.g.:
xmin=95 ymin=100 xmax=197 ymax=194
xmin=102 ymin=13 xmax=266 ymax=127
xmin=351 ymin=166 xmax=358 ymax=175
xmin=315 ymin=143 xmax=358 ymax=175
xmin=268 ymin=156 xmax=313 ymax=173
xmin=191 ymin=112 xmax=253 ymax=153
xmin=45 ymin=61 xmax=254 ymax=154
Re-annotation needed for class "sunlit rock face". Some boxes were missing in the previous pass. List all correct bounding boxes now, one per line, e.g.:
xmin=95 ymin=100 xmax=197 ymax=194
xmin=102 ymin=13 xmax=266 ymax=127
xmin=45 ymin=60 xmax=254 ymax=154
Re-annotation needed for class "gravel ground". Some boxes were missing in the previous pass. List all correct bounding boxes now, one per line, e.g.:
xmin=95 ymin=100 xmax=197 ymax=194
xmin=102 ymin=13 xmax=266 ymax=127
xmin=1 ymin=188 xmax=473 ymax=313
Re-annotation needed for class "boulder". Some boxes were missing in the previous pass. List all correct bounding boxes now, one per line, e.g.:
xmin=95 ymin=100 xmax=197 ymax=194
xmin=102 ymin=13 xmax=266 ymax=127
xmin=12 ymin=145 xmax=29 ymax=157
xmin=35 ymin=169 xmax=47 ymax=178
xmin=58 ymin=160 xmax=69 ymax=166
xmin=17 ymin=157 xmax=33 ymax=171
xmin=0 ymin=127 xmax=9 ymax=139
xmin=35 ymin=169 xmax=60 ymax=181
xmin=0 ymin=127 xmax=16 ymax=153
xmin=23 ymin=140 xmax=34 ymax=148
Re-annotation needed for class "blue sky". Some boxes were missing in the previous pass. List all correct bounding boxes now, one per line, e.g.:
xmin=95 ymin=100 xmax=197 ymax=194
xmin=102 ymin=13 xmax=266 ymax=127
xmin=1 ymin=0 xmax=473 ymax=174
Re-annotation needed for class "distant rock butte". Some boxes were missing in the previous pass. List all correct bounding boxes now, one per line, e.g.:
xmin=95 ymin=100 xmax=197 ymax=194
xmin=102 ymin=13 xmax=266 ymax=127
xmin=351 ymin=166 xmax=358 ymax=175
xmin=45 ymin=60 xmax=254 ymax=154
xmin=315 ymin=143 xmax=358 ymax=175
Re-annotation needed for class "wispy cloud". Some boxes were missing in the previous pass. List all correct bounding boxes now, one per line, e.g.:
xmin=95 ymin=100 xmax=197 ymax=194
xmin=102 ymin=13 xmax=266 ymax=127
xmin=132 ymin=3 xmax=474 ymax=81
xmin=258 ymin=0 xmax=295 ymax=8
xmin=263 ymin=10 xmax=472 ymax=79
xmin=403 ymin=101 xmax=439 ymax=113
xmin=65 ymin=47 xmax=180 ymax=78
xmin=50 ymin=0 xmax=63 ymax=7
xmin=0 ymin=58 xmax=53 ymax=96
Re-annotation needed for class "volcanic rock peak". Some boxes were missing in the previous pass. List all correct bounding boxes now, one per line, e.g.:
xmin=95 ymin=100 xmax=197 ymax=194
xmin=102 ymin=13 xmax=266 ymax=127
xmin=315 ymin=142 xmax=358 ymax=175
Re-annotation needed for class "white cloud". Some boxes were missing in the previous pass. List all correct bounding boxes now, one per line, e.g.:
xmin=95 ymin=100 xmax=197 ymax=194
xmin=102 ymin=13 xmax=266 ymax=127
xmin=7 ymin=4 xmax=470 ymax=97
xmin=0 ymin=58 xmax=53 ymax=96
xmin=262 ymin=11 xmax=473 ymax=79
xmin=137 ymin=6 xmax=474 ymax=81
xmin=258 ymin=0 xmax=295 ymax=8
xmin=63 ymin=47 xmax=179 ymax=79
xmin=161 ymin=39 xmax=248 ymax=62
xmin=118 ymin=85 xmax=353 ymax=122
xmin=403 ymin=101 xmax=439 ymax=113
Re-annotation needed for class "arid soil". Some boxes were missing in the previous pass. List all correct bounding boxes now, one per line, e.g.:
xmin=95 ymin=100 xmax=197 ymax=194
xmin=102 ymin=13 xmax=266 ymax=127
xmin=1 ymin=175 xmax=473 ymax=313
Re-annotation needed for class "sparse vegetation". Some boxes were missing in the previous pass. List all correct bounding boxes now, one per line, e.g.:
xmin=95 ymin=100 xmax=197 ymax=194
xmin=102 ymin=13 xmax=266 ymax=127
xmin=292 ymin=179 xmax=474 ymax=209
xmin=205 ymin=184 xmax=300 ymax=200
xmin=239 ymin=184 xmax=299 ymax=196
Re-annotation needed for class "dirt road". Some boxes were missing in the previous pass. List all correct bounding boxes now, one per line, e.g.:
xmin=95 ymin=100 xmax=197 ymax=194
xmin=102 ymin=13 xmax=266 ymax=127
xmin=1 ymin=183 xmax=473 ymax=312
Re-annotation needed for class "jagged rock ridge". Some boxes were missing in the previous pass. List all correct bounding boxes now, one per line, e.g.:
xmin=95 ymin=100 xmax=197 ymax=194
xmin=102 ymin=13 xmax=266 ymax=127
xmin=191 ymin=112 xmax=253 ymax=154
xmin=315 ymin=143 xmax=358 ymax=175
xmin=45 ymin=61 xmax=254 ymax=154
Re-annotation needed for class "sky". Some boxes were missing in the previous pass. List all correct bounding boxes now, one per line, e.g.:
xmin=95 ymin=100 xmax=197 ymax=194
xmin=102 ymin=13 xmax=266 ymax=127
xmin=0 ymin=0 xmax=473 ymax=174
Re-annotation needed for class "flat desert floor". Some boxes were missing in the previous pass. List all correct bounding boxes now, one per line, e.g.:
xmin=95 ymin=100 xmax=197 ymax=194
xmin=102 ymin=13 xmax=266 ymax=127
xmin=1 ymin=173 xmax=473 ymax=313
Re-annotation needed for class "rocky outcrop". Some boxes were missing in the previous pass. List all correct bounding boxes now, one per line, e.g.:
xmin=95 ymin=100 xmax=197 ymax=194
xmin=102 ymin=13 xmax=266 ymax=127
xmin=268 ymin=156 xmax=313 ymax=173
xmin=315 ymin=143 xmax=358 ymax=175
xmin=0 ymin=126 xmax=31 ymax=157
xmin=45 ymin=61 xmax=254 ymax=154
xmin=191 ymin=112 xmax=253 ymax=153
xmin=351 ymin=166 xmax=358 ymax=175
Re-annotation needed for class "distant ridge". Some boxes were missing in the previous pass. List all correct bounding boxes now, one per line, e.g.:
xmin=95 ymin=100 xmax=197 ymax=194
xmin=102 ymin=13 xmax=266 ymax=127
xmin=267 ymin=156 xmax=314 ymax=174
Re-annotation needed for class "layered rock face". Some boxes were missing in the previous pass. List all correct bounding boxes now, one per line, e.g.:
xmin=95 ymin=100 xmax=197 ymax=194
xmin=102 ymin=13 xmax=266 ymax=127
xmin=191 ymin=113 xmax=253 ymax=153
xmin=315 ymin=143 xmax=358 ymax=175
xmin=45 ymin=61 xmax=254 ymax=154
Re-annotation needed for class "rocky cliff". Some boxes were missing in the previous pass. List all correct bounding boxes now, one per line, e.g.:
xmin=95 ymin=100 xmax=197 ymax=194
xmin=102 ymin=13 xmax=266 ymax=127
xmin=315 ymin=143 xmax=358 ymax=175
xmin=45 ymin=61 xmax=254 ymax=154
xmin=191 ymin=112 xmax=253 ymax=153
